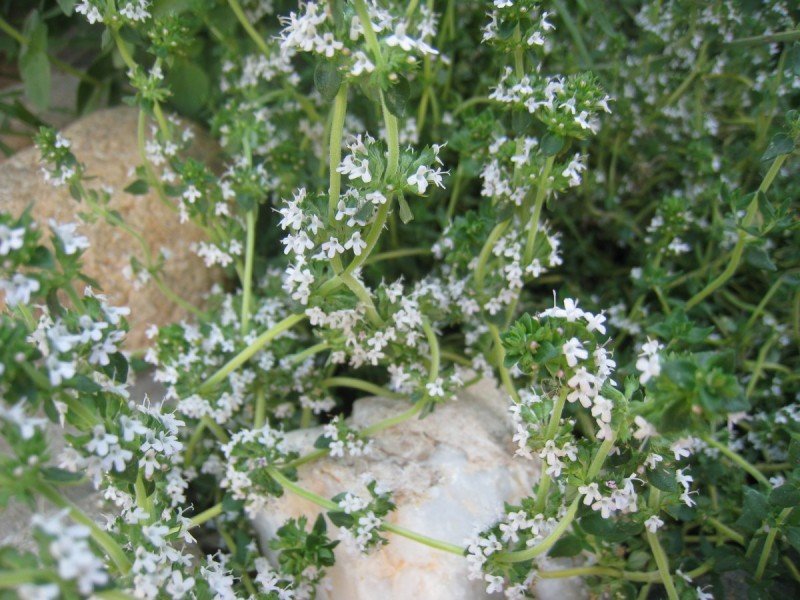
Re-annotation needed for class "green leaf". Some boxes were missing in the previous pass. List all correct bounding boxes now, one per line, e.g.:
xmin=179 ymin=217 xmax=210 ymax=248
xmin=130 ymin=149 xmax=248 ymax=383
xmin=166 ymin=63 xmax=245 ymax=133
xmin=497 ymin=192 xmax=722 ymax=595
xmin=314 ymin=61 xmax=342 ymax=103
xmin=744 ymin=245 xmax=776 ymax=272
xmin=761 ymin=133 xmax=794 ymax=162
xmin=40 ymin=467 xmax=84 ymax=484
xmin=19 ymin=13 xmax=51 ymax=112
xmin=785 ymin=526 xmax=800 ymax=553
xmin=647 ymin=467 xmax=679 ymax=492
xmin=124 ymin=179 xmax=150 ymax=195
xmin=735 ymin=488 xmax=769 ymax=534
xmin=396 ymin=192 xmax=414 ymax=223
xmin=541 ymin=134 xmax=565 ymax=156
xmin=326 ymin=511 xmax=354 ymax=528
xmin=57 ymin=0 xmax=77 ymax=15
xmin=384 ymin=77 xmax=410 ymax=118
xmin=769 ymin=484 xmax=800 ymax=508
xmin=165 ymin=60 xmax=209 ymax=117
xmin=549 ymin=534 xmax=583 ymax=557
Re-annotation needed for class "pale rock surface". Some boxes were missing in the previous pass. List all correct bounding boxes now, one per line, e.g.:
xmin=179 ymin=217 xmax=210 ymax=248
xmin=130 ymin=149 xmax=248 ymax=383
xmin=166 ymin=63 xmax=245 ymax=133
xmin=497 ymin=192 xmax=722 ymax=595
xmin=253 ymin=380 xmax=585 ymax=599
xmin=0 ymin=106 xmax=222 ymax=348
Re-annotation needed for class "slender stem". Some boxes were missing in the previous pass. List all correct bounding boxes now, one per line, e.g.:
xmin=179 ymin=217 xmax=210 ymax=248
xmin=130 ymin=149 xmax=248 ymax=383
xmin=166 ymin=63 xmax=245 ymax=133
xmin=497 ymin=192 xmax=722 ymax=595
xmin=587 ymin=432 xmax=616 ymax=480
xmin=183 ymin=419 xmax=207 ymax=464
xmin=686 ymin=154 xmax=787 ymax=310
xmin=254 ymin=386 xmax=266 ymax=429
xmin=268 ymin=468 xmax=462 ymax=554
xmin=328 ymin=84 xmax=348 ymax=222
xmin=538 ymin=561 xmax=712 ymax=583
xmin=746 ymin=334 xmax=777 ymax=398
xmin=488 ymin=323 xmax=520 ymax=403
xmin=321 ymin=376 xmax=402 ymax=399
xmin=534 ymin=388 xmax=571 ymax=511
xmin=227 ymin=0 xmax=270 ymax=55
xmin=422 ymin=318 xmax=440 ymax=383
xmin=365 ymin=248 xmax=431 ymax=265
xmin=646 ymin=530 xmax=679 ymax=600
xmin=341 ymin=273 xmax=383 ymax=326
xmin=475 ymin=221 xmax=510 ymax=287
xmin=112 ymin=30 xmax=137 ymax=72
xmin=362 ymin=397 xmax=427 ymax=436
xmin=202 ymin=416 xmax=230 ymax=444
xmin=289 ymin=341 xmax=330 ymax=365
xmin=523 ymin=155 xmax=555 ymax=265
xmin=288 ymin=397 xmax=427 ymax=468
xmin=755 ymin=507 xmax=793 ymax=580
xmin=35 ymin=482 xmax=131 ymax=573
xmin=151 ymin=274 xmax=205 ymax=319
xmin=382 ymin=522 xmax=463 ymax=555
xmin=190 ymin=503 xmax=224 ymax=528
xmin=495 ymin=496 xmax=581 ymax=563
xmin=0 ymin=569 xmax=55 ymax=587
xmin=241 ymin=209 xmax=257 ymax=333
xmin=198 ymin=313 xmax=306 ymax=392
xmin=706 ymin=516 xmax=745 ymax=545
xmin=702 ymin=435 xmax=770 ymax=487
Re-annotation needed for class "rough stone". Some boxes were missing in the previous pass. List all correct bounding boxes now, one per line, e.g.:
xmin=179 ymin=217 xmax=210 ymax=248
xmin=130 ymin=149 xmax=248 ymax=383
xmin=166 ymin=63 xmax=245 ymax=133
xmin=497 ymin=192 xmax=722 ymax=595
xmin=0 ymin=106 xmax=222 ymax=348
xmin=253 ymin=380 xmax=585 ymax=599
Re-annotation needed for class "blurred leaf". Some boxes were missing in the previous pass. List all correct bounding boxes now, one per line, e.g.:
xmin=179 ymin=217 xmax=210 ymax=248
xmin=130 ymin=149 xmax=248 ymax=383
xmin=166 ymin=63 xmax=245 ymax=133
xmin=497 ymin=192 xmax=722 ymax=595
xmin=19 ymin=12 xmax=51 ymax=111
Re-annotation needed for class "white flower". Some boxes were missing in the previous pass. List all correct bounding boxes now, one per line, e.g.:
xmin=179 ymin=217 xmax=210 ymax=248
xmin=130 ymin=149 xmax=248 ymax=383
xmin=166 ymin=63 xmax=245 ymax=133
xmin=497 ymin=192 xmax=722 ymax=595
xmin=644 ymin=515 xmax=664 ymax=533
xmin=407 ymin=165 xmax=430 ymax=194
xmin=0 ymin=274 xmax=40 ymax=306
xmin=49 ymin=220 xmax=90 ymax=254
xmin=344 ymin=231 xmax=367 ymax=256
xmin=0 ymin=224 xmax=25 ymax=255
xmin=633 ymin=416 xmax=658 ymax=441
xmin=562 ymin=337 xmax=588 ymax=367
xmin=320 ymin=236 xmax=345 ymax=259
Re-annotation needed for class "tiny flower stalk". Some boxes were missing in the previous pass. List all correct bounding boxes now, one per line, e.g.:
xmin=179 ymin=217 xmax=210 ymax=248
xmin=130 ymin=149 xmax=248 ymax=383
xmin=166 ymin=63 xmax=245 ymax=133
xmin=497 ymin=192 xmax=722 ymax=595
xmin=646 ymin=493 xmax=679 ymax=600
xmin=197 ymin=312 xmax=307 ymax=393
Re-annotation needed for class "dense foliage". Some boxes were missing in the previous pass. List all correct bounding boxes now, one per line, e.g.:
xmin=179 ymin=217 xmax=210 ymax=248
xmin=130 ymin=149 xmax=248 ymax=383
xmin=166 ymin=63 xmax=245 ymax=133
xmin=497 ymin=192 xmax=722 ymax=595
xmin=0 ymin=1 xmax=799 ymax=599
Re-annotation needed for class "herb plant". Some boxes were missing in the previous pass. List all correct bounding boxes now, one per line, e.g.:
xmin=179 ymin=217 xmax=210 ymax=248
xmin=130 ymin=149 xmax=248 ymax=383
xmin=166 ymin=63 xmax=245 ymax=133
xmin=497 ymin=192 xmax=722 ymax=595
xmin=0 ymin=1 xmax=799 ymax=599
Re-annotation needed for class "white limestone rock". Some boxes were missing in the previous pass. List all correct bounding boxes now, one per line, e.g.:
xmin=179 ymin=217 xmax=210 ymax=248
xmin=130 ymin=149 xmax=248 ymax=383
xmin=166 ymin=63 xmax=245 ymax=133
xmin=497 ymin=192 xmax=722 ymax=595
xmin=252 ymin=380 xmax=585 ymax=599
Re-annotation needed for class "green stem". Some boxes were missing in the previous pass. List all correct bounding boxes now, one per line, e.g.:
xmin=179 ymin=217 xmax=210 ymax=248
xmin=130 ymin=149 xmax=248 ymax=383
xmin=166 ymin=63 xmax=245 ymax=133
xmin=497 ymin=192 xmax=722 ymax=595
xmin=702 ymin=435 xmax=770 ymax=487
xmin=289 ymin=341 xmax=330 ymax=364
xmin=198 ymin=313 xmax=306 ymax=393
xmin=382 ymin=522 xmax=463 ymax=555
xmin=706 ymin=516 xmax=745 ymax=545
xmin=111 ymin=30 xmax=137 ymax=72
xmin=321 ymin=376 xmax=402 ymax=399
xmin=241 ymin=209 xmax=257 ymax=333
xmin=538 ymin=560 xmax=712 ymax=583
xmin=365 ymin=248 xmax=432 ymax=265
xmin=183 ymin=419 xmax=207 ymax=464
xmin=362 ymin=397 xmax=427 ymax=436
xmin=755 ymin=508 xmax=792 ymax=580
xmin=523 ymin=155 xmax=555 ymax=265
xmin=488 ymin=323 xmax=520 ymax=403
xmin=475 ymin=221 xmax=510 ymax=287
xmin=151 ymin=274 xmax=206 ymax=319
xmin=686 ymin=154 xmax=787 ymax=310
xmin=227 ymin=0 xmax=270 ymax=55
xmin=534 ymin=388 xmax=571 ymax=511
xmin=495 ymin=496 xmax=581 ymax=563
xmin=341 ymin=273 xmax=382 ymax=326
xmin=422 ymin=318 xmax=440 ymax=383
xmin=201 ymin=416 xmax=230 ymax=444
xmin=190 ymin=503 xmax=224 ymax=528
xmin=328 ymin=84 xmax=348 ymax=222
xmin=646 ymin=529 xmax=679 ymax=600
xmin=254 ymin=387 xmax=266 ymax=429
xmin=35 ymin=482 xmax=131 ymax=573
xmin=0 ymin=569 xmax=55 ymax=587
xmin=268 ymin=468 xmax=462 ymax=555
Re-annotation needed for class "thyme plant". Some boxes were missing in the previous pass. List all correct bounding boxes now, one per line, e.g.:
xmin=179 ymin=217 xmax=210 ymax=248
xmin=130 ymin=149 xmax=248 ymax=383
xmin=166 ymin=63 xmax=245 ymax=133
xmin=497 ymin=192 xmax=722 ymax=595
xmin=0 ymin=1 xmax=799 ymax=599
